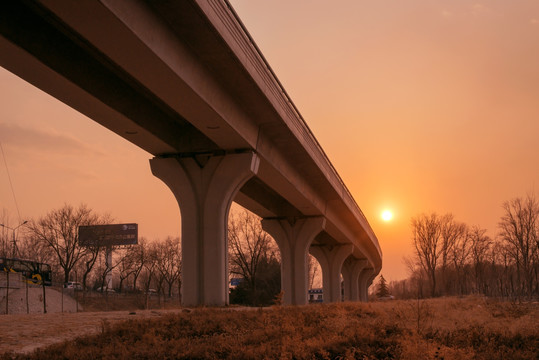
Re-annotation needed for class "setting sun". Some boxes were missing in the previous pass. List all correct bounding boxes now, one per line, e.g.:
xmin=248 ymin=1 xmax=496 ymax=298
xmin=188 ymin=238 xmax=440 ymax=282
xmin=381 ymin=210 xmax=393 ymax=222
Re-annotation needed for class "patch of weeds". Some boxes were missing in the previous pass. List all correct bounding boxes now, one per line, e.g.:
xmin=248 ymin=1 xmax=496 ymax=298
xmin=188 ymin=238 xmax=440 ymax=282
xmin=6 ymin=298 xmax=538 ymax=360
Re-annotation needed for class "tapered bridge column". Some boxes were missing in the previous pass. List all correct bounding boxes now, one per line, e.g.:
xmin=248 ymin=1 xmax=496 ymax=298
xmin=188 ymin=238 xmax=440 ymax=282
xmin=150 ymin=152 xmax=259 ymax=306
xmin=341 ymin=258 xmax=367 ymax=302
xmin=310 ymin=244 xmax=353 ymax=303
xmin=261 ymin=217 xmax=325 ymax=305
xmin=358 ymin=267 xmax=375 ymax=302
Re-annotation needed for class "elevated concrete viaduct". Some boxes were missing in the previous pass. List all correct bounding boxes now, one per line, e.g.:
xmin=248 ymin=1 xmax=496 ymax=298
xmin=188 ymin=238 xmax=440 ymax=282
xmin=0 ymin=0 xmax=382 ymax=306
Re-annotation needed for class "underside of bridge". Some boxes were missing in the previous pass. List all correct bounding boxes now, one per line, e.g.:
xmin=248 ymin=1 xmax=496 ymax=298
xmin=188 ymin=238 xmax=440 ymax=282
xmin=0 ymin=0 xmax=382 ymax=306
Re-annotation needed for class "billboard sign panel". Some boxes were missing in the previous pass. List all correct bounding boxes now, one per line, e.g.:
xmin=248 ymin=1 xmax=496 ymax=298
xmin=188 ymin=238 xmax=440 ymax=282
xmin=79 ymin=223 xmax=138 ymax=247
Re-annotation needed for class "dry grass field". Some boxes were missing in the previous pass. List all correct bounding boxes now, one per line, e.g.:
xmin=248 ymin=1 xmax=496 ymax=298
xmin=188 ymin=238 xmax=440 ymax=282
xmin=1 ymin=296 xmax=537 ymax=359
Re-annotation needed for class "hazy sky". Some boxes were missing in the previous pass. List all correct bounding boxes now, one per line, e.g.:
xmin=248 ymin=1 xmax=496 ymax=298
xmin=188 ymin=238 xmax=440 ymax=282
xmin=1 ymin=1 xmax=539 ymax=281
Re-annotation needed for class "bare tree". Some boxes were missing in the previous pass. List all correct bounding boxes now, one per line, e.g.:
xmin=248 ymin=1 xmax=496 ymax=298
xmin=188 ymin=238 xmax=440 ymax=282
xmin=486 ymin=240 xmax=508 ymax=297
xmin=129 ymin=239 xmax=150 ymax=292
xmin=17 ymin=230 xmax=55 ymax=265
xmin=403 ymin=254 xmax=427 ymax=299
xmin=27 ymin=204 xmax=111 ymax=284
xmin=95 ymin=249 xmax=125 ymax=292
xmin=79 ymin=245 xmax=102 ymax=291
xmin=469 ymin=225 xmax=492 ymax=294
xmin=498 ymin=195 xmax=539 ymax=296
xmin=228 ymin=210 xmax=276 ymax=285
xmin=450 ymin=226 xmax=471 ymax=295
xmin=155 ymin=237 xmax=181 ymax=297
xmin=116 ymin=246 xmax=139 ymax=293
xmin=439 ymin=214 xmax=466 ymax=294
xmin=140 ymin=242 xmax=158 ymax=293
xmin=228 ymin=209 xmax=280 ymax=305
xmin=411 ymin=213 xmax=442 ymax=297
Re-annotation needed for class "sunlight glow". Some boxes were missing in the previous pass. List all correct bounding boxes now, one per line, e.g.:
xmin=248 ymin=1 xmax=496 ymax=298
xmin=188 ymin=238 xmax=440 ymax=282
xmin=381 ymin=210 xmax=393 ymax=222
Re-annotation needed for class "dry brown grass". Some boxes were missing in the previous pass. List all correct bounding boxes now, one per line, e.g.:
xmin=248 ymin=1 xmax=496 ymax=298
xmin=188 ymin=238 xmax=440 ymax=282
xmin=77 ymin=293 xmax=182 ymax=312
xmin=2 ymin=296 xmax=537 ymax=359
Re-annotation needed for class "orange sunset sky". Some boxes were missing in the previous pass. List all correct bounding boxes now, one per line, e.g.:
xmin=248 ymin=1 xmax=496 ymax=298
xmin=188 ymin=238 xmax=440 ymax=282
xmin=1 ymin=1 xmax=539 ymax=282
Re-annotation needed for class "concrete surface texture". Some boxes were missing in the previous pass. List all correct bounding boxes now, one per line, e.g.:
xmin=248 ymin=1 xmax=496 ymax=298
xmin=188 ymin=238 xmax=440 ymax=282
xmin=1 ymin=286 xmax=80 ymax=314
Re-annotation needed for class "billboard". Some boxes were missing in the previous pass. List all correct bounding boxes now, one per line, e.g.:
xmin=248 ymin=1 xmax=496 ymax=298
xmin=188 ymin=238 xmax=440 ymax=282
xmin=79 ymin=223 xmax=138 ymax=247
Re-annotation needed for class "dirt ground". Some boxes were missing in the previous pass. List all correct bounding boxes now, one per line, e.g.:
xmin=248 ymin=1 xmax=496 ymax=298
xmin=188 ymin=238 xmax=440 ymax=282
xmin=0 ymin=309 xmax=185 ymax=355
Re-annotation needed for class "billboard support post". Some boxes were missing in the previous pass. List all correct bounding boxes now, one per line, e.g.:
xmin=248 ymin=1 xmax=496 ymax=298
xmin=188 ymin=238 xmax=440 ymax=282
xmin=105 ymin=246 xmax=113 ymax=290
xmin=79 ymin=224 xmax=138 ymax=293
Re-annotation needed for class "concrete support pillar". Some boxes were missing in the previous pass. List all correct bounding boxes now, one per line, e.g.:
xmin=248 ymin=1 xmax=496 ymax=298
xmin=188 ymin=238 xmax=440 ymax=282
xmin=150 ymin=152 xmax=259 ymax=306
xmin=261 ymin=217 xmax=325 ymax=305
xmin=358 ymin=267 xmax=374 ymax=302
xmin=310 ymin=244 xmax=353 ymax=303
xmin=341 ymin=258 xmax=367 ymax=302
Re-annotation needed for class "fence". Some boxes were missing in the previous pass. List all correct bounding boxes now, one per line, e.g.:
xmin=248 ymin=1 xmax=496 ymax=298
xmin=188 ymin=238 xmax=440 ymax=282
xmin=1 ymin=273 xmax=181 ymax=314
xmin=1 ymin=271 xmax=50 ymax=314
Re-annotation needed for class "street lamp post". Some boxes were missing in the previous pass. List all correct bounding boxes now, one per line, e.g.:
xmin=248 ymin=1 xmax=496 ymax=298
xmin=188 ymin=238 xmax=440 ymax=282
xmin=0 ymin=220 xmax=28 ymax=258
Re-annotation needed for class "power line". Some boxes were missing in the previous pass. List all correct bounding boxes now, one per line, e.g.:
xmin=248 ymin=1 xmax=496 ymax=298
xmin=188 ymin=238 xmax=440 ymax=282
xmin=0 ymin=141 xmax=22 ymax=223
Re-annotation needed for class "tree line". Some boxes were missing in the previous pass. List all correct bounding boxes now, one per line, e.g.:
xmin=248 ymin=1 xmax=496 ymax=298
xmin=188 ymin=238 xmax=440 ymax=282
xmin=1 ymin=204 xmax=291 ymax=305
xmin=391 ymin=194 xmax=539 ymax=299
xmin=0 ymin=204 xmax=182 ymax=298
